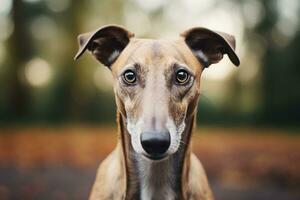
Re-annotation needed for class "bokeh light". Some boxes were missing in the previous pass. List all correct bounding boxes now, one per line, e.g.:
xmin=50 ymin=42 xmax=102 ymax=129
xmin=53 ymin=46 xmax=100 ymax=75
xmin=24 ymin=58 xmax=52 ymax=87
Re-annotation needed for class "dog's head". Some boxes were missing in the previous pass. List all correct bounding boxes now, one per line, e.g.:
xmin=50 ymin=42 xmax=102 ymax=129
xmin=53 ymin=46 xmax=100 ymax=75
xmin=75 ymin=25 xmax=239 ymax=161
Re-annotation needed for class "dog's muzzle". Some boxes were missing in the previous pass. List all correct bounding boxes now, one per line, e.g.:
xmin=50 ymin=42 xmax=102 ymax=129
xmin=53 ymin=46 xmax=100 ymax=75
xmin=140 ymin=131 xmax=170 ymax=160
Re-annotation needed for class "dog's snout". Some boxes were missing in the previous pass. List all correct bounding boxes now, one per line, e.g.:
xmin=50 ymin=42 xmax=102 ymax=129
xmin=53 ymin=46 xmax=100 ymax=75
xmin=140 ymin=131 xmax=170 ymax=160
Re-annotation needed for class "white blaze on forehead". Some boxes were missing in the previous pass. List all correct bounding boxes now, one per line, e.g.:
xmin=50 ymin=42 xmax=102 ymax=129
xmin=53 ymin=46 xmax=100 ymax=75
xmin=141 ymin=66 xmax=169 ymax=130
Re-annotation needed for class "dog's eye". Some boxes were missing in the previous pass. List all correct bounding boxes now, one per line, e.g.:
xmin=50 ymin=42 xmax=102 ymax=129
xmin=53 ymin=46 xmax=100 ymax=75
xmin=123 ymin=70 xmax=136 ymax=84
xmin=175 ymin=69 xmax=190 ymax=84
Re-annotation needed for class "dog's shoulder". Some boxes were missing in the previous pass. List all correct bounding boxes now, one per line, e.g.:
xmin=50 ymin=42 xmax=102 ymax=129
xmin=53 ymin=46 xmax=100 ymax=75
xmin=89 ymin=146 xmax=126 ymax=200
xmin=186 ymin=153 xmax=214 ymax=200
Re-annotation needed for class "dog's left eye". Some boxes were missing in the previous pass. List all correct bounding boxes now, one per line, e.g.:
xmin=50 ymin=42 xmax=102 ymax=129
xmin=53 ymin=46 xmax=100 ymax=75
xmin=123 ymin=70 xmax=136 ymax=84
xmin=175 ymin=69 xmax=190 ymax=84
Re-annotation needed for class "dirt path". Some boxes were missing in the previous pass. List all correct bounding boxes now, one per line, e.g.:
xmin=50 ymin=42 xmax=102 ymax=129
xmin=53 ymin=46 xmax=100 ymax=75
xmin=0 ymin=127 xmax=299 ymax=199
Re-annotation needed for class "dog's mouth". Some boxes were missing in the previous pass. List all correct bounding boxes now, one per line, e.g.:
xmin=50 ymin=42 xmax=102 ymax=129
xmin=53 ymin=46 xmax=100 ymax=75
xmin=142 ymin=153 xmax=168 ymax=161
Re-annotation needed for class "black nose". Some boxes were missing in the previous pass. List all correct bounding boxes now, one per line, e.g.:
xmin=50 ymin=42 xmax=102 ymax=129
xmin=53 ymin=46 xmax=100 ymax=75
xmin=140 ymin=131 xmax=170 ymax=159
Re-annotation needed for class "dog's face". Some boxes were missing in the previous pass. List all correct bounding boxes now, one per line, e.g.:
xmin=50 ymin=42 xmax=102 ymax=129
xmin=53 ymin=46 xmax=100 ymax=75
xmin=112 ymin=39 xmax=203 ymax=159
xmin=75 ymin=25 xmax=239 ymax=161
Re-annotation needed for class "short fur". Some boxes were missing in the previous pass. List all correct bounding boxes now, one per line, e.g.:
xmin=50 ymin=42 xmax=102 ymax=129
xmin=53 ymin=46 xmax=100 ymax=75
xmin=75 ymin=25 xmax=239 ymax=200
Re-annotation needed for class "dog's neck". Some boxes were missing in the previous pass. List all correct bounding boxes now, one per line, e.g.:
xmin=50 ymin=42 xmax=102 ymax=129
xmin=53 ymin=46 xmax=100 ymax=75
xmin=118 ymin=112 xmax=195 ymax=200
xmin=135 ymin=152 xmax=181 ymax=200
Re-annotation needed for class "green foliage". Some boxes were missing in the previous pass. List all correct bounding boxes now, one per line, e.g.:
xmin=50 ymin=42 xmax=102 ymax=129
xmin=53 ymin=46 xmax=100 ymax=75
xmin=0 ymin=0 xmax=299 ymax=127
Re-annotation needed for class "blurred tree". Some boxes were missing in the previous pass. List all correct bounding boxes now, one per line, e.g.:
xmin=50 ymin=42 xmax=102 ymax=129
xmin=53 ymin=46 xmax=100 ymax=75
xmin=253 ymin=0 xmax=300 ymax=125
xmin=0 ymin=0 xmax=299 ymax=127
xmin=6 ymin=0 xmax=33 ymax=120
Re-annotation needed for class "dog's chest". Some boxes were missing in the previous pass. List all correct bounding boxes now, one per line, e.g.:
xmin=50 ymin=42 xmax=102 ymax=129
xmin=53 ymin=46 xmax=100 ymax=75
xmin=140 ymin=184 xmax=175 ymax=200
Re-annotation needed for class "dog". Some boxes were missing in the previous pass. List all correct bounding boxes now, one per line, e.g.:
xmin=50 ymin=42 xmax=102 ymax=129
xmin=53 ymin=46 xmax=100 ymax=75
xmin=75 ymin=25 xmax=239 ymax=200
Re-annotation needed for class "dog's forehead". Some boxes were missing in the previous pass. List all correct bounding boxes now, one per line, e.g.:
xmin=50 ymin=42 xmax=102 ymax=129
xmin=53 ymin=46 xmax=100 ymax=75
xmin=111 ymin=38 xmax=202 ymax=73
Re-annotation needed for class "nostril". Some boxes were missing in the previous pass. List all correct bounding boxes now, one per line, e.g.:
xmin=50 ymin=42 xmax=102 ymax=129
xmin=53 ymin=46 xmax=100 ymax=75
xmin=140 ymin=131 xmax=170 ymax=157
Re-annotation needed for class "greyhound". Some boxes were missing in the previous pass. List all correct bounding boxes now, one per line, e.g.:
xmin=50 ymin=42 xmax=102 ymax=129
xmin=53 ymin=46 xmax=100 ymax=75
xmin=75 ymin=25 xmax=239 ymax=200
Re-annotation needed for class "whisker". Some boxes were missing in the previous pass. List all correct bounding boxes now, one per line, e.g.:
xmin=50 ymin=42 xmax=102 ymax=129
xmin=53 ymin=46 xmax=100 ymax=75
xmin=177 ymin=139 xmax=187 ymax=151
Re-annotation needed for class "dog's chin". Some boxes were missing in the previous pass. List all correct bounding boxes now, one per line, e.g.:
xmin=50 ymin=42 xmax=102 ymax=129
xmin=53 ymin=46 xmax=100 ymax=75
xmin=141 ymin=153 xmax=169 ymax=162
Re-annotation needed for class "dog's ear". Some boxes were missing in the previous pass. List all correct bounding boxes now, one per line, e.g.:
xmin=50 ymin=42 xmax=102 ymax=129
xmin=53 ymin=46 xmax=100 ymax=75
xmin=181 ymin=27 xmax=240 ymax=67
xmin=74 ymin=25 xmax=134 ymax=67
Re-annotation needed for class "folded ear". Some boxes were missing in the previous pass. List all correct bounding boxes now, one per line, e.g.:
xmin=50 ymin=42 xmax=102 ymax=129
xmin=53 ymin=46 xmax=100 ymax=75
xmin=74 ymin=25 xmax=134 ymax=67
xmin=181 ymin=27 xmax=240 ymax=67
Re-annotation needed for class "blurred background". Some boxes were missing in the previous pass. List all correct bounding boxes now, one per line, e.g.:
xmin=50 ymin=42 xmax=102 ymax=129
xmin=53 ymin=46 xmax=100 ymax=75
xmin=0 ymin=0 xmax=299 ymax=199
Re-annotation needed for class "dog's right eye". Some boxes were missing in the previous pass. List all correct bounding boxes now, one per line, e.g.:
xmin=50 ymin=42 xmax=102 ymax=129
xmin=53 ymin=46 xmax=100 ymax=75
xmin=175 ymin=69 xmax=190 ymax=85
xmin=123 ymin=70 xmax=136 ymax=84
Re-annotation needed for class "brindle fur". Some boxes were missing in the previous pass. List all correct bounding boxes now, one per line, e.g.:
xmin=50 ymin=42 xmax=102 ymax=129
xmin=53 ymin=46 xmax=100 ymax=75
xmin=75 ymin=25 xmax=239 ymax=200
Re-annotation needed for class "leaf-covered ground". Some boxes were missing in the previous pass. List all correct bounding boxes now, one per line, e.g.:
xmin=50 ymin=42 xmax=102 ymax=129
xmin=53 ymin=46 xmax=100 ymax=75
xmin=0 ymin=126 xmax=299 ymax=200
